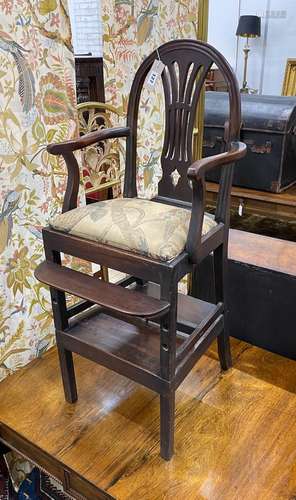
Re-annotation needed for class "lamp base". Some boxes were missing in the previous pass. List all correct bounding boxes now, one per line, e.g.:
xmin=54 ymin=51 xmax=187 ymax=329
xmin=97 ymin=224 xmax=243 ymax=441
xmin=240 ymin=86 xmax=249 ymax=94
xmin=240 ymin=86 xmax=259 ymax=94
xmin=240 ymin=44 xmax=250 ymax=94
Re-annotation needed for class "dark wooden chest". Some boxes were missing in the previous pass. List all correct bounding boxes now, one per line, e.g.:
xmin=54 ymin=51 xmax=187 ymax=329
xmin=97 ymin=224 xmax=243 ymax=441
xmin=192 ymin=230 xmax=296 ymax=361
xmin=204 ymin=92 xmax=296 ymax=192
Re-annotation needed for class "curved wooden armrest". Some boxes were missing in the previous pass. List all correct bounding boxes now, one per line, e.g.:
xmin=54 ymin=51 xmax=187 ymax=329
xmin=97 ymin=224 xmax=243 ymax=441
xmin=185 ymin=141 xmax=246 ymax=263
xmin=47 ymin=127 xmax=130 ymax=155
xmin=187 ymin=141 xmax=246 ymax=181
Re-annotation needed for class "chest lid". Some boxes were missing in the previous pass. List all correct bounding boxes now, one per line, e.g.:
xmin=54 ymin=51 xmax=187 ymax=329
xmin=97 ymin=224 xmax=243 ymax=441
xmin=205 ymin=91 xmax=296 ymax=134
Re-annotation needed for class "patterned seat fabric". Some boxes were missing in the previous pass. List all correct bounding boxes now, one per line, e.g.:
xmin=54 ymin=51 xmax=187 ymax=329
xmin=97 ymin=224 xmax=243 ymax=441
xmin=50 ymin=198 xmax=217 ymax=262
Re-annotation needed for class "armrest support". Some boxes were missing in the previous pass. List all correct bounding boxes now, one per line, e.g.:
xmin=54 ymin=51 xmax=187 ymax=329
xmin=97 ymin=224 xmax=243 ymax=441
xmin=187 ymin=141 xmax=246 ymax=182
xmin=47 ymin=126 xmax=130 ymax=213
xmin=186 ymin=141 xmax=246 ymax=263
xmin=47 ymin=127 xmax=130 ymax=155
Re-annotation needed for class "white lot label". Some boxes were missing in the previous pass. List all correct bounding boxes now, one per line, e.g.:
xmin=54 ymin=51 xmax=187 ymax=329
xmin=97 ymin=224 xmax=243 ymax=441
xmin=146 ymin=59 xmax=165 ymax=90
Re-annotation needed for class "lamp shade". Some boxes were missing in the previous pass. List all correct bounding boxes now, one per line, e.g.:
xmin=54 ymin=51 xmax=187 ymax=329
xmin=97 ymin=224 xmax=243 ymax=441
xmin=236 ymin=15 xmax=261 ymax=38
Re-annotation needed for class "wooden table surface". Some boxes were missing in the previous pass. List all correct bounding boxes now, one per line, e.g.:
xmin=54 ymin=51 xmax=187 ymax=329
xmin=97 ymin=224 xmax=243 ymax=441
xmin=1 ymin=337 xmax=296 ymax=499
xmin=229 ymin=229 xmax=296 ymax=276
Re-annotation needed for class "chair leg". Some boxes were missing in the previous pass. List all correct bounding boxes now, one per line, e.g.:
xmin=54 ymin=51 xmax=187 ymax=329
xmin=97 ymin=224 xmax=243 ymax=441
xmin=160 ymin=391 xmax=175 ymax=460
xmin=52 ymin=289 xmax=78 ymax=402
xmin=213 ymin=243 xmax=232 ymax=371
xmin=159 ymin=278 xmax=178 ymax=459
xmin=45 ymin=248 xmax=79 ymax=402
xmin=217 ymin=327 xmax=232 ymax=371
xmin=101 ymin=266 xmax=109 ymax=282
xmin=56 ymin=336 xmax=77 ymax=403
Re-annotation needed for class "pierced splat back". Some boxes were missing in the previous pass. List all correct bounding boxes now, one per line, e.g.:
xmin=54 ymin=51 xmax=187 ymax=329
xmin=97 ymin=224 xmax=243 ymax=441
xmin=124 ymin=39 xmax=241 ymax=203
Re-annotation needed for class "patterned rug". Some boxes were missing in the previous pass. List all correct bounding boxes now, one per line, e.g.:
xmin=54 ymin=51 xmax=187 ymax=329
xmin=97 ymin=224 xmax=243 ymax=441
xmin=0 ymin=456 xmax=14 ymax=500
xmin=17 ymin=468 xmax=74 ymax=499
xmin=0 ymin=456 xmax=74 ymax=500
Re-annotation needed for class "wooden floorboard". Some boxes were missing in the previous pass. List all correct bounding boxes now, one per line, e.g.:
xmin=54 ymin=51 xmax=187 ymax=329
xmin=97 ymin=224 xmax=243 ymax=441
xmin=1 ymin=339 xmax=296 ymax=499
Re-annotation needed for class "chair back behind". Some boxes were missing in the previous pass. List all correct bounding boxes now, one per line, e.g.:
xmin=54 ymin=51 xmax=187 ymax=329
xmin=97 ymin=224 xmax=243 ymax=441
xmin=78 ymin=102 xmax=123 ymax=197
xmin=124 ymin=39 xmax=241 ymax=207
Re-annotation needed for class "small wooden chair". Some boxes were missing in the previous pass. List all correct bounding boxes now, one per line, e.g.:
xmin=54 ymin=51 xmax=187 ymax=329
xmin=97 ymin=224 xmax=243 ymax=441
xmin=77 ymin=101 xmax=123 ymax=199
xmin=77 ymin=101 xmax=124 ymax=282
xmin=35 ymin=40 xmax=246 ymax=460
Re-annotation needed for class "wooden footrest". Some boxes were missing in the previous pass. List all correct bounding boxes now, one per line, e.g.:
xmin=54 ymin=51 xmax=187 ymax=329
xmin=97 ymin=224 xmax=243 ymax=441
xmin=34 ymin=261 xmax=170 ymax=319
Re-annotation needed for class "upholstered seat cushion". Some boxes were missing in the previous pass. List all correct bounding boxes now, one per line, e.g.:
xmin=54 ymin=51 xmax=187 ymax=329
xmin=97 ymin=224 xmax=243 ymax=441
xmin=50 ymin=198 xmax=217 ymax=262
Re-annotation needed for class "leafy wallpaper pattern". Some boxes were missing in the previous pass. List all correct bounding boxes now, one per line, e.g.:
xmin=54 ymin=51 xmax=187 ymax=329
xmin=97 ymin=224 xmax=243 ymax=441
xmin=0 ymin=0 xmax=79 ymax=381
xmin=102 ymin=0 xmax=199 ymax=198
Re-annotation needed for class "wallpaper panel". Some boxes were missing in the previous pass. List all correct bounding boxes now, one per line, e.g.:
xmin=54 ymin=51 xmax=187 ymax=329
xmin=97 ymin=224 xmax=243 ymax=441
xmin=102 ymin=0 xmax=199 ymax=198
xmin=0 ymin=0 xmax=79 ymax=380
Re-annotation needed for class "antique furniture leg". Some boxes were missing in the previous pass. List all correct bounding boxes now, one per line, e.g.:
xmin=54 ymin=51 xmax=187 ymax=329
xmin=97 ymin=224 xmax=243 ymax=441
xmin=56 ymin=337 xmax=77 ymax=404
xmin=101 ymin=266 xmax=109 ymax=282
xmin=45 ymin=247 xmax=77 ymax=403
xmin=160 ymin=391 xmax=175 ymax=460
xmin=160 ymin=278 xmax=177 ymax=460
xmin=214 ymin=243 xmax=232 ymax=370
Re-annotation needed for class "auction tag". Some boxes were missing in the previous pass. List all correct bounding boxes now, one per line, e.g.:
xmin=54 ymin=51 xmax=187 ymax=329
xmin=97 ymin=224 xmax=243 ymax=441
xmin=238 ymin=200 xmax=244 ymax=216
xmin=145 ymin=59 xmax=165 ymax=90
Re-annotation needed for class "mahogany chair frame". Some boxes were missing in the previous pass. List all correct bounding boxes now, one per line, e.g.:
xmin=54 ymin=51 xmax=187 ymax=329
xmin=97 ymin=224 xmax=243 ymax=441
xmin=37 ymin=40 xmax=246 ymax=460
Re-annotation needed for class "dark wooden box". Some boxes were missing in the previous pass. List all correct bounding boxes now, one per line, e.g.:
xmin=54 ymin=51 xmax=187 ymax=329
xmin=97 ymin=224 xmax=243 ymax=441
xmin=193 ymin=230 xmax=296 ymax=360
xmin=203 ymin=92 xmax=296 ymax=193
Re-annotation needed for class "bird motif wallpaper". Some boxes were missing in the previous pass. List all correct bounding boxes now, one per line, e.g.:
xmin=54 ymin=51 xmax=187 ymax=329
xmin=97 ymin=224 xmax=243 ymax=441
xmin=0 ymin=0 xmax=79 ymax=381
xmin=102 ymin=0 xmax=199 ymax=198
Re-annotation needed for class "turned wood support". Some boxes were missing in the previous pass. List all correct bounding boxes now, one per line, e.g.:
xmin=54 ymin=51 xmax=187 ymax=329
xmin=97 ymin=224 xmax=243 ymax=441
xmin=44 ymin=247 xmax=77 ymax=403
xmin=159 ymin=275 xmax=178 ymax=460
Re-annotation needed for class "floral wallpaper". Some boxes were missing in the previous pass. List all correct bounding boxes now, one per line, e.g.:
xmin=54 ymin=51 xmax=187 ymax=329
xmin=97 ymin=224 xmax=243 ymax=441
xmin=0 ymin=0 xmax=80 ymax=381
xmin=102 ymin=0 xmax=199 ymax=198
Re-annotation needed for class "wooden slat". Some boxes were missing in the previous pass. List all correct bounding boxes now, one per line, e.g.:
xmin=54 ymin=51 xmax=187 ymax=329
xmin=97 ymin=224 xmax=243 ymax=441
xmin=66 ymin=276 xmax=137 ymax=319
xmin=59 ymin=312 xmax=179 ymax=393
xmin=54 ymin=283 xmax=221 ymax=393
xmin=176 ymin=302 xmax=223 ymax=361
xmin=35 ymin=261 xmax=170 ymax=319
xmin=174 ymin=315 xmax=224 ymax=388
xmin=42 ymin=228 xmax=180 ymax=284
xmin=131 ymin=281 xmax=216 ymax=326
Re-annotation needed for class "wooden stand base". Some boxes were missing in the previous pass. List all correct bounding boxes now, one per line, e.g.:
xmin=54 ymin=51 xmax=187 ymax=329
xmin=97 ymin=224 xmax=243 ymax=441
xmin=1 ymin=338 xmax=296 ymax=499
xmin=35 ymin=251 xmax=228 ymax=461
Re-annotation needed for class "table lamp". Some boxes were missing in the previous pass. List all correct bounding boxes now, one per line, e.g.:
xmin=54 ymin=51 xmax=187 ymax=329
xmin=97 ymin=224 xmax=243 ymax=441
xmin=236 ymin=15 xmax=261 ymax=93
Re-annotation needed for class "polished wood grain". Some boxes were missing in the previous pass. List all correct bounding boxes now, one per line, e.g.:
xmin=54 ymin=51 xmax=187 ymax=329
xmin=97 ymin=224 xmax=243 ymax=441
xmin=1 ymin=339 xmax=296 ymax=499
xmin=52 ymin=285 xmax=223 ymax=395
xmin=47 ymin=127 xmax=130 ymax=156
xmin=35 ymin=262 xmax=170 ymax=319
xmin=229 ymin=229 xmax=296 ymax=277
